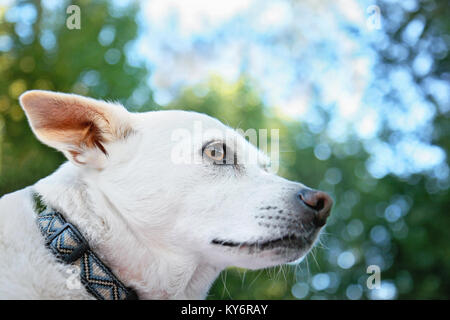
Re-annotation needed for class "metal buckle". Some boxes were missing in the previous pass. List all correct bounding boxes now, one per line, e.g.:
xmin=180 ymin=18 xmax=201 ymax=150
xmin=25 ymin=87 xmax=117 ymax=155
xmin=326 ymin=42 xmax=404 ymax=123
xmin=47 ymin=222 xmax=90 ymax=263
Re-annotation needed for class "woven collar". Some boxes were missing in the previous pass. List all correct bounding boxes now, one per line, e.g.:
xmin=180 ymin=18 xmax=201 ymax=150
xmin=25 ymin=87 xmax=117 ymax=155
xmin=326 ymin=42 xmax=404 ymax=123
xmin=32 ymin=192 xmax=138 ymax=300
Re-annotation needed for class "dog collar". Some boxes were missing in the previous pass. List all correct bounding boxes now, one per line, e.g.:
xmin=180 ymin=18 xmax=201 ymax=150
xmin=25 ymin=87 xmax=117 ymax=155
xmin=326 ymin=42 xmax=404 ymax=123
xmin=32 ymin=192 xmax=138 ymax=300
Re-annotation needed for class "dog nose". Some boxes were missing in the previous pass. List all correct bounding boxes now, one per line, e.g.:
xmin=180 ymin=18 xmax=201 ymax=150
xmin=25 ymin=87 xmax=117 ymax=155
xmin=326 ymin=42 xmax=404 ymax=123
xmin=297 ymin=189 xmax=333 ymax=227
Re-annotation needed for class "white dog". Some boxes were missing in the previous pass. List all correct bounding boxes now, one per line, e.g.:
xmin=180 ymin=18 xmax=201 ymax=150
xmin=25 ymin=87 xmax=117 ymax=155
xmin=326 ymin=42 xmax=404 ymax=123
xmin=0 ymin=90 xmax=332 ymax=299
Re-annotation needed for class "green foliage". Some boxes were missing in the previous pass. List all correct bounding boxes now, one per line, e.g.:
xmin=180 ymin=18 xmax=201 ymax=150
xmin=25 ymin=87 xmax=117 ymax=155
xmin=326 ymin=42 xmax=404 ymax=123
xmin=169 ymin=0 xmax=450 ymax=299
xmin=0 ymin=0 xmax=448 ymax=300
xmin=170 ymin=74 xmax=449 ymax=300
xmin=0 ymin=0 xmax=154 ymax=195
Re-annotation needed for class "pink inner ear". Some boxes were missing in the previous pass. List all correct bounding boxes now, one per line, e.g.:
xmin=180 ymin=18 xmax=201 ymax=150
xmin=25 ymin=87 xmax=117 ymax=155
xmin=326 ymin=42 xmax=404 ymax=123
xmin=20 ymin=91 xmax=109 ymax=155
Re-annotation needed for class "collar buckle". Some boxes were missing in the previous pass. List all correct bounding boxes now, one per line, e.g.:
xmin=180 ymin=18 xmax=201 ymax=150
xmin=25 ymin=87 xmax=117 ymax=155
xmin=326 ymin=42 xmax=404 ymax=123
xmin=46 ymin=221 xmax=90 ymax=264
xmin=33 ymin=192 xmax=139 ymax=299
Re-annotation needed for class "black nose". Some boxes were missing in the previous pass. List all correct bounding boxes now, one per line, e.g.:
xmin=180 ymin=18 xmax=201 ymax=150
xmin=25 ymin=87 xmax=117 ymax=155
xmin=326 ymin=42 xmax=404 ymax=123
xmin=297 ymin=189 xmax=333 ymax=227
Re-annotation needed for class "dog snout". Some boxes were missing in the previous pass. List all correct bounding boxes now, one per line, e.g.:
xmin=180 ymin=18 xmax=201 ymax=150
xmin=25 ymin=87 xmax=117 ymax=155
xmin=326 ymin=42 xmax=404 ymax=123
xmin=297 ymin=188 xmax=333 ymax=227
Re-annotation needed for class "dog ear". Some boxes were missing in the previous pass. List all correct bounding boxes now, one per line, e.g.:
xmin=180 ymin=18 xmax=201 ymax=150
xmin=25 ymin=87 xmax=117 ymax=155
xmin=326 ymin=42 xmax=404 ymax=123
xmin=19 ymin=90 xmax=133 ymax=168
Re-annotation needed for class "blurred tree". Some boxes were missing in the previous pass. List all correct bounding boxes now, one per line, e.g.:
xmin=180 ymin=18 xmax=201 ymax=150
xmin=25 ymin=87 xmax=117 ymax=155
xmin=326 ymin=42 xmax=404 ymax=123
xmin=170 ymin=71 xmax=449 ymax=299
xmin=0 ymin=0 xmax=448 ymax=300
xmin=168 ymin=76 xmax=300 ymax=299
xmin=0 ymin=0 xmax=155 ymax=195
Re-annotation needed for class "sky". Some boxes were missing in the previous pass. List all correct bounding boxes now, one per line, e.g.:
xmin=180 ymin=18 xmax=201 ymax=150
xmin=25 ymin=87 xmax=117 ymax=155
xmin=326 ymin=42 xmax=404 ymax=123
xmin=2 ymin=0 xmax=448 ymax=181
xmin=2 ymin=0 xmax=448 ymax=300
xmin=123 ymin=0 xmax=447 ymax=180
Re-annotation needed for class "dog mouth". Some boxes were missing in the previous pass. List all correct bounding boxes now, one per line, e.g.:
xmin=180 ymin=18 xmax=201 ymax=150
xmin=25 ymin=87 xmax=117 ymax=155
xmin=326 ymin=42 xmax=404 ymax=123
xmin=211 ymin=233 xmax=311 ymax=251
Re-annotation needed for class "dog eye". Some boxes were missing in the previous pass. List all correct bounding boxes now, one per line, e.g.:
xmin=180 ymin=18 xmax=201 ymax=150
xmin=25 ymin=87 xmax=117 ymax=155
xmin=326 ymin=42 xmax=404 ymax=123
xmin=203 ymin=142 xmax=226 ymax=163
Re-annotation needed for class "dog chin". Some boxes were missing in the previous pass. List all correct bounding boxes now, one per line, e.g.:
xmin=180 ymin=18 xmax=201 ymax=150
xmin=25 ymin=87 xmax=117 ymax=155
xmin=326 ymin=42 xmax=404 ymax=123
xmin=224 ymin=247 xmax=310 ymax=270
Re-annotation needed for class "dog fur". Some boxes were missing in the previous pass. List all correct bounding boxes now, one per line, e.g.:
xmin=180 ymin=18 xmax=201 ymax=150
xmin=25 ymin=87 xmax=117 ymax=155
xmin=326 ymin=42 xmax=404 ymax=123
xmin=0 ymin=90 xmax=332 ymax=299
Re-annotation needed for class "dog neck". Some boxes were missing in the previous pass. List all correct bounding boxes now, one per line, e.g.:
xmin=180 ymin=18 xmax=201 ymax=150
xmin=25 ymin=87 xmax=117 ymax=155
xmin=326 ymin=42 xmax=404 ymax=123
xmin=33 ymin=162 xmax=221 ymax=299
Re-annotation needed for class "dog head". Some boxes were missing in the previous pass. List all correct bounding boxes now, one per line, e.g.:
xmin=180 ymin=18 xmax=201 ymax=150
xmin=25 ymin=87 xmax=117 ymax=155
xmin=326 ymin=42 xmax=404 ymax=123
xmin=20 ymin=90 xmax=332 ymax=270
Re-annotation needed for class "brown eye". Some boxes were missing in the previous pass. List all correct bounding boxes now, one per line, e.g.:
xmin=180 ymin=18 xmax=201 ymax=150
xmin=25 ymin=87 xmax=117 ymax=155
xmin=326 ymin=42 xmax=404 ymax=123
xmin=203 ymin=142 xmax=225 ymax=162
